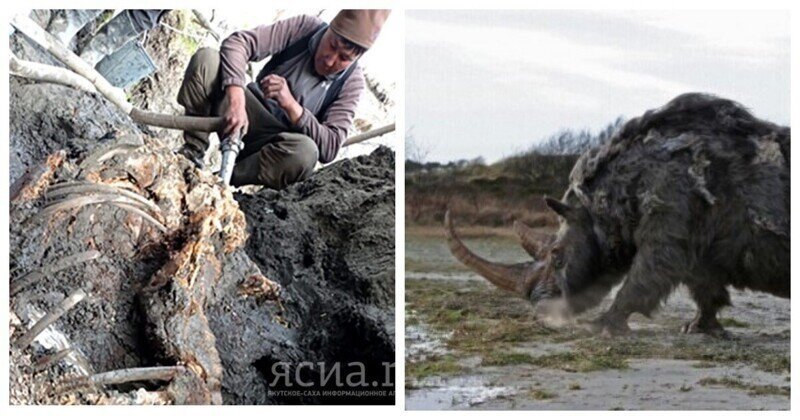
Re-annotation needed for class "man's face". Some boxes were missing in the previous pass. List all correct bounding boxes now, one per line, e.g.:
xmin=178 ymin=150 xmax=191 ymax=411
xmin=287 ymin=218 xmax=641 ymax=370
xmin=313 ymin=30 xmax=360 ymax=76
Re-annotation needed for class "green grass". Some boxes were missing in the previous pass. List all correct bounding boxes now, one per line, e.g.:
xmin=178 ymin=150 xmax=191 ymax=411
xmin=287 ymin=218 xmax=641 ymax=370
xmin=481 ymin=352 xmax=536 ymax=366
xmin=405 ymin=278 xmax=564 ymax=372
xmin=528 ymin=388 xmax=557 ymax=400
xmin=531 ymin=351 xmax=628 ymax=372
xmin=406 ymin=355 xmax=463 ymax=380
xmin=719 ymin=318 xmax=750 ymax=328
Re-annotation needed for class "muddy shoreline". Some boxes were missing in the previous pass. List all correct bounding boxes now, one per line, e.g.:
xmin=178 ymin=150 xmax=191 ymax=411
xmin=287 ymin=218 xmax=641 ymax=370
xmin=405 ymin=231 xmax=790 ymax=410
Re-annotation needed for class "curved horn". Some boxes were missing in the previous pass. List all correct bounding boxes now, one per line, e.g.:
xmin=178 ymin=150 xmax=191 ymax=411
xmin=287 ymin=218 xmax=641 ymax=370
xmin=513 ymin=220 xmax=554 ymax=258
xmin=444 ymin=211 xmax=537 ymax=297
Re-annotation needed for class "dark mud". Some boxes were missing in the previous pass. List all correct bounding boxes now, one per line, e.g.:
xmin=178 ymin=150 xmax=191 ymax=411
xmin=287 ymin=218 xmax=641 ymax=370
xmin=231 ymin=147 xmax=396 ymax=404
xmin=9 ymin=32 xmax=395 ymax=403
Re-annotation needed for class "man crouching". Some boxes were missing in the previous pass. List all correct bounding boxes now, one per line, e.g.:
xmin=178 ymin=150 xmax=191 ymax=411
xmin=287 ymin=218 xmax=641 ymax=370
xmin=177 ymin=9 xmax=390 ymax=188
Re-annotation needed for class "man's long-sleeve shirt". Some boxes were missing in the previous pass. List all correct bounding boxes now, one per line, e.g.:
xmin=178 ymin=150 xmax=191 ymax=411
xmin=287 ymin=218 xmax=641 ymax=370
xmin=219 ymin=15 xmax=365 ymax=163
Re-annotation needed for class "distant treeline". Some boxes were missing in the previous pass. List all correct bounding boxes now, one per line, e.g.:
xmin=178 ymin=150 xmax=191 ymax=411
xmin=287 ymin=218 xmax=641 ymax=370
xmin=405 ymin=117 xmax=625 ymax=227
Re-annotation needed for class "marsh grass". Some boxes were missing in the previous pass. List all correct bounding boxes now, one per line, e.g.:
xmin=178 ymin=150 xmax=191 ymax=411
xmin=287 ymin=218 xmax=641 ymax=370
xmin=406 ymin=276 xmax=791 ymax=381
xmin=406 ymin=355 xmax=464 ymax=380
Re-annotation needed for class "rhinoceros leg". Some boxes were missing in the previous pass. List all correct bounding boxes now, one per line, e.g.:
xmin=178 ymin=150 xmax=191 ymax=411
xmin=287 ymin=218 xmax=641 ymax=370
xmin=590 ymin=242 xmax=686 ymax=336
xmin=682 ymin=282 xmax=731 ymax=339
xmin=587 ymin=309 xmax=631 ymax=337
xmin=682 ymin=311 xmax=729 ymax=339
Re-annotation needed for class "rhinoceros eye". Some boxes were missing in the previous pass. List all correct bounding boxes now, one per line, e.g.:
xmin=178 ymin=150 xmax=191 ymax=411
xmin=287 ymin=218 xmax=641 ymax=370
xmin=551 ymin=250 xmax=564 ymax=269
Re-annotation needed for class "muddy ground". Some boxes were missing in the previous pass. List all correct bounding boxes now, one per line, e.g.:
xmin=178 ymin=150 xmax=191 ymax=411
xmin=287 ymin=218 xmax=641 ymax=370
xmin=405 ymin=229 xmax=790 ymax=410
xmin=9 ymin=23 xmax=395 ymax=404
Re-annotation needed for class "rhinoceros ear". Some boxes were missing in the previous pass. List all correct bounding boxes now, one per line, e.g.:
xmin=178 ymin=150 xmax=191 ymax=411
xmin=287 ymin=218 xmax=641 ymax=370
xmin=545 ymin=197 xmax=573 ymax=219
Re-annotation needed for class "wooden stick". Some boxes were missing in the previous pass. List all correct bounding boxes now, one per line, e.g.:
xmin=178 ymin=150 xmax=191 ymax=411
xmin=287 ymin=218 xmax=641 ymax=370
xmin=344 ymin=123 xmax=396 ymax=147
xmin=16 ymin=289 xmax=87 ymax=349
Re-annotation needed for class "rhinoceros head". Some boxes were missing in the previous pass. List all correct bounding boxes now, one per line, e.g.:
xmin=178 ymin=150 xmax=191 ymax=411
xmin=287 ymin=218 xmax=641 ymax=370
xmin=530 ymin=197 xmax=610 ymax=314
xmin=445 ymin=197 xmax=611 ymax=315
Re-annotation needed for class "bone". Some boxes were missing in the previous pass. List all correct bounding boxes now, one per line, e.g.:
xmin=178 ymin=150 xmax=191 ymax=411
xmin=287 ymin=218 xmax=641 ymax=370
xmin=42 ymin=193 xmax=139 ymax=215
xmin=9 ymin=271 xmax=44 ymax=296
xmin=40 ymin=193 xmax=162 ymax=229
xmin=47 ymin=249 xmax=103 ymax=273
xmin=55 ymin=366 xmax=185 ymax=396
xmin=78 ymin=140 xmax=143 ymax=171
xmin=88 ymin=366 xmax=185 ymax=386
xmin=10 ymin=250 xmax=101 ymax=295
xmin=15 ymin=289 xmax=87 ymax=349
xmin=34 ymin=348 xmax=74 ymax=371
xmin=48 ymin=182 xmax=160 ymax=215
xmin=109 ymin=202 xmax=168 ymax=233
xmin=47 ymin=185 xmax=160 ymax=215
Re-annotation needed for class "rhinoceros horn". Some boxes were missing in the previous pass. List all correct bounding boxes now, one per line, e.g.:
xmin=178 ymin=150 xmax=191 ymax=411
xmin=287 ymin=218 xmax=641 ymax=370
xmin=512 ymin=220 xmax=554 ymax=259
xmin=444 ymin=211 xmax=540 ymax=298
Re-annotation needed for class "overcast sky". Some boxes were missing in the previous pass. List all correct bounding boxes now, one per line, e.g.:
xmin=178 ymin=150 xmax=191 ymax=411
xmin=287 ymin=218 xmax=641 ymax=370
xmin=406 ymin=10 xmax=790 ymax=163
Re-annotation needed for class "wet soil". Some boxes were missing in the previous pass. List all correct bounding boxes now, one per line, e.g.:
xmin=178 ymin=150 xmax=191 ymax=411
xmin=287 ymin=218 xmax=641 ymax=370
xmin=405 ymin=231 xmax=790 ymax=410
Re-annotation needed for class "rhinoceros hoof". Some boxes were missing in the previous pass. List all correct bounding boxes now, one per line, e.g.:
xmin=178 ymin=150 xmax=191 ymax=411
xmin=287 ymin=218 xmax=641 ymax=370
xmin=681 ymin=319 xmax=731 ymax=340
xmin=587 ymin=313 xmax=631 ymax=337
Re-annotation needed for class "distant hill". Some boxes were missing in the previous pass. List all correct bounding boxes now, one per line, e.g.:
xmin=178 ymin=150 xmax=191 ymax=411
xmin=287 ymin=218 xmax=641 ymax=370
xmin=405 ymin=117 xmax=624 ymax=227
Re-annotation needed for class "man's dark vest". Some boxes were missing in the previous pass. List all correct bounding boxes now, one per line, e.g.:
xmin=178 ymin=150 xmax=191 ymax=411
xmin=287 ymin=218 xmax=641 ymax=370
xmin=251 ymin=22 xmax=357 ymax=119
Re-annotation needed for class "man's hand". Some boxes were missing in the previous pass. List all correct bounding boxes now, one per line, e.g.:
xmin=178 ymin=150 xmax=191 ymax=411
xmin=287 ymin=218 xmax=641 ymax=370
xmin=223 ymin=85 xmax=248 ymax=138
xmin=261 ymin=75 xmax=303 ymax=124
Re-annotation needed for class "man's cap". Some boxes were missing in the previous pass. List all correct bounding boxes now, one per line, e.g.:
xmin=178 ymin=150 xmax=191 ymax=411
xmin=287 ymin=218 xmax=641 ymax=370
xmin=330 ymin=9 xmax=391 ymax=50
